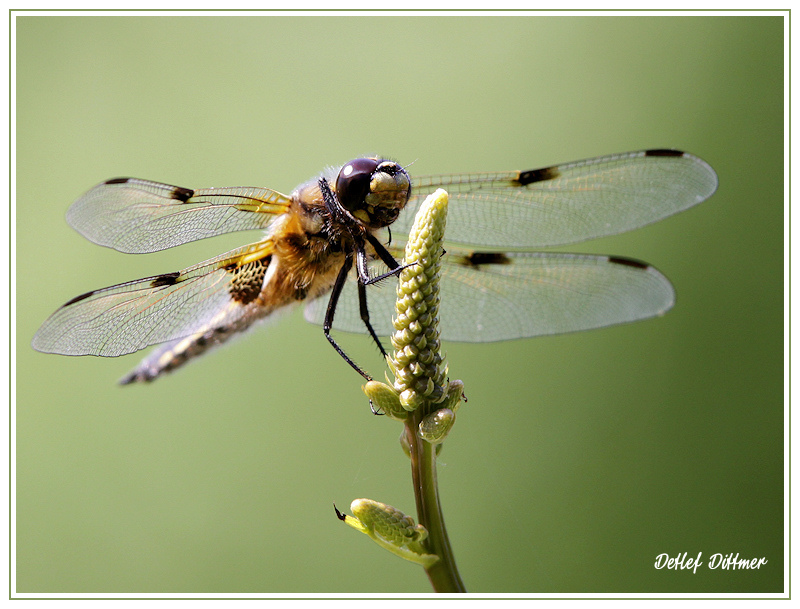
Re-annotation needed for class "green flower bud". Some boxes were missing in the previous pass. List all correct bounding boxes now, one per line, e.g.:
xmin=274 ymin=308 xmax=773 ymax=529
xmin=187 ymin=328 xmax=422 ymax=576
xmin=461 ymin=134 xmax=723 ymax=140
xmin=336 ymin=498 xmax=439 ymax=568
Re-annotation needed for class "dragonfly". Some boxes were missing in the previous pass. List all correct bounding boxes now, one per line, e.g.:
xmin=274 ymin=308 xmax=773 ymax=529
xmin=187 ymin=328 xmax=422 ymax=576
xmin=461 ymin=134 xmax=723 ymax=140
xmin=32 ymin=149 xmax=718 ymax=384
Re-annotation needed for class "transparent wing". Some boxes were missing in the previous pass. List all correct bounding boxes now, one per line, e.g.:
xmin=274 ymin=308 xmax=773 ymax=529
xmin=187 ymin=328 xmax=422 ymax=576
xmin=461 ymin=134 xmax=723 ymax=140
xmin=393 ymin=150 xmax=717 ymax=250
xmin=304 ymin=252 xmax=675 ymax=342
xmin=32 ymin=240 xmax=275 ymax=357
xmin=66 ymin=177 xmax=292 ymax=253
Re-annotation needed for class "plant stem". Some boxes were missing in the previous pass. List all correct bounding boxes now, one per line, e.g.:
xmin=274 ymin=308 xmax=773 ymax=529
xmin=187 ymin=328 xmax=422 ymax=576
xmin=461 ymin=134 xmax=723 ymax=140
xmin=405 ymin=415 xmax=465 ymax=593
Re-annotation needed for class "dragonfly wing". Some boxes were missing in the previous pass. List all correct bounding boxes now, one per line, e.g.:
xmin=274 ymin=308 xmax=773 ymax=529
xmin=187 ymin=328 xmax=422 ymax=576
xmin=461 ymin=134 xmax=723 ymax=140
xmin=66 ymin=178 xmax=292 ymax=253
xmin=32 ymin=240 xmax=276 ymax=357
xmin=435 ymin=251 xmax=674 ymax=341
xmin=304 ymin=252 xmax=675 ymax=342
xmin=397 ymin=150 xmax=717 ymax=249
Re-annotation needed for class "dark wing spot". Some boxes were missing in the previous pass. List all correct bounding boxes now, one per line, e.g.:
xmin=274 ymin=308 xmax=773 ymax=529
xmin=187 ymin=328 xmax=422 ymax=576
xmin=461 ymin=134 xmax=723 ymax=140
xmin=644 ymin=149 xmax=685 ymax=158
xmin=515 ymin=166 xmax=561 ymax=186
xmin=458 ymin=252 xmax=512 ymax=267
xmin=608 ymin=256 xmax=649 ymax=270
xmin=169 ymin=186 xmax=194 ymax=202
xmin=227 ymin=255 xmax=272 ymax=304
xmin=104 ymin=178 xmax=193 ymax=201
xmin=150 ymin=272 xmax=181 ymax=287
xmin=64 ymin=290 xmax=96 ymax=306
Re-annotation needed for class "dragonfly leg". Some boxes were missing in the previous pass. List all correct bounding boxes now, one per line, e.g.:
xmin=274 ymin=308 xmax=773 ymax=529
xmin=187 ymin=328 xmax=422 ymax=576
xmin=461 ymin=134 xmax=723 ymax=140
xmin=362 ymin=232 xmax=416 ymax=286
xmin=323 ymin=253 xmax=371 ymax=381
xmin=356 ymin=278 xmax=388 ymax=358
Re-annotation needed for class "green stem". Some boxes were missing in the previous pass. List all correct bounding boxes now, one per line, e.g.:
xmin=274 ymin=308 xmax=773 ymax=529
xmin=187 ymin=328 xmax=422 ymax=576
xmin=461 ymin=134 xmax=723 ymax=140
xmin=405 ymin=415 xmax=465 ymax=593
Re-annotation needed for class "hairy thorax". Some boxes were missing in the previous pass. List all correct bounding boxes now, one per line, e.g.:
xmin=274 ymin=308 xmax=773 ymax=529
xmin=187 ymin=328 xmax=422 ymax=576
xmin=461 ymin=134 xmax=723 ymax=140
xmin=261 ymin=200 xmax=347 ymax=307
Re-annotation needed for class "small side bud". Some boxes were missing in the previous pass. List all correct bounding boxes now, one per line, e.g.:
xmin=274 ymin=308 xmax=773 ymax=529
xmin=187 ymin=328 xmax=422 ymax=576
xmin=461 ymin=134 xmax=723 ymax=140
xmin=419 ymin=408 xmax=456 ymax=445
xmin=418 ymin=380 xmax=466 ymax=445
xmin=362 ymin=380 xmax=407 ymax=421
xmin=336 ymin=499 xmax=439 ymax=568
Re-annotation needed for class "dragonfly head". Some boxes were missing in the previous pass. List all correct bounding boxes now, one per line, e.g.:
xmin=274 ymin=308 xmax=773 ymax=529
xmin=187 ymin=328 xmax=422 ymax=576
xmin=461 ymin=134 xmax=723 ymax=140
xmin=335 ymin=158 xmax=411 ymax=229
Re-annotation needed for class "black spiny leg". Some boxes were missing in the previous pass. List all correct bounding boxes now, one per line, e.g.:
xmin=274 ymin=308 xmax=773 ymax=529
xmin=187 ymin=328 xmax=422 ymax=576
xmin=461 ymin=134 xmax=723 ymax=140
xmin=357 ymin=279 xmax=388 ymax=359
xmin=318 ymin=175 xmax=402 ymax=363
xmin=364 ymin=232 xmax=401 ymax=274
xmin=317 ymin=175 xmax=414 ymax=377
xmin=353 ymin=240 xmax=411 ymax=357
xmin=324 ymin=252 xmax=371 ymax=381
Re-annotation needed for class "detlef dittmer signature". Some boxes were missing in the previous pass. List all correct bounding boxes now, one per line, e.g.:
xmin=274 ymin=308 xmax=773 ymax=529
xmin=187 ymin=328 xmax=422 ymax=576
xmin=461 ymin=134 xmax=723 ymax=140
xmin=655 ymin=552 xmax=768 ymax=574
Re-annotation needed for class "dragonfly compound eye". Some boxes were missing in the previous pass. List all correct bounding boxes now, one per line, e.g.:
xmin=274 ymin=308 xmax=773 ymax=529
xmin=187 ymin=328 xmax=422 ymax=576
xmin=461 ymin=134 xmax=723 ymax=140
xmin=336 ymin=158 xmax=380 ymax=214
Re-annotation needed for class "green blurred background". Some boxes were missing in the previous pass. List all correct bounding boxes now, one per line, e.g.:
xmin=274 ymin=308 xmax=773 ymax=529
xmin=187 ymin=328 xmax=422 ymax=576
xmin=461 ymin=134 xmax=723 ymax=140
xmin=15 ymin=15 xmax=784 ymax=594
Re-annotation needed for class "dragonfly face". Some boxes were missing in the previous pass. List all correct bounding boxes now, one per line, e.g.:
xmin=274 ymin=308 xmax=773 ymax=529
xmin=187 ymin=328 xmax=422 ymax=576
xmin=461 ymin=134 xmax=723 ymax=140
xmin=333 ymin=158 xmax=411 ymax=228
xmin=31 ymin=149 xmax=718 ymax=384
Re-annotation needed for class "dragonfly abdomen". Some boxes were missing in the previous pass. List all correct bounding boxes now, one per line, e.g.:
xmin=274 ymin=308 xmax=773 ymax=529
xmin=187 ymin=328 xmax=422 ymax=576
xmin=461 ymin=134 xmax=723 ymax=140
xmin=118 ymin=308 xmax=270 ymax=384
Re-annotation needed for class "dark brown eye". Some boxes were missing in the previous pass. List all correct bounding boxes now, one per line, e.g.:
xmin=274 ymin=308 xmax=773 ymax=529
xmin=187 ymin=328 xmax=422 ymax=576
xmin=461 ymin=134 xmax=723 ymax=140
xmin=335 ymin=158 xmax=380 ymax=212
